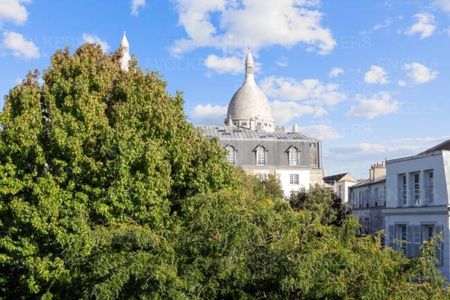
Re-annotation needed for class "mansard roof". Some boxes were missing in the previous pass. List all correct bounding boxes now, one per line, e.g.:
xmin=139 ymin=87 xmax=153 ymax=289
xmin=198 ymin=126 xmax=318 ymax=142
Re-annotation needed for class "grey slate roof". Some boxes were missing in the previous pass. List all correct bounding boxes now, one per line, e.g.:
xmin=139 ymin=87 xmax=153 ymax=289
xmin=350 ymin=176 xmax=386 ymax=189
xmin=198 ymin=126 xmax=319 ymax=142
xmin=323 ymin=173 xmax=349 ymax=184
xmin=420 ymin=139 xmax=450 ymax=154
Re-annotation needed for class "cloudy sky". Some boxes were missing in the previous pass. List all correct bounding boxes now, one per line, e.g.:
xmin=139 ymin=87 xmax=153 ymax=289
xmin=0 ymin=0 xmax=449 ymax=178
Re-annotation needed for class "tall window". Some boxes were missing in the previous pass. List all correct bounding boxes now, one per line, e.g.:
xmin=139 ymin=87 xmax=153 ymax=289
xmin=225 ymin=145 xmax=236 ymax=165
xmin=289 ymin=174 xmax=299 ymax=185
xmin=374 ymin=187 xmax=379 ymax=207
xmin=395 ymin=224 xmax=407 ymax=254
xmin=425 ymin=170 xmax=434 ymax=204
xmin=256 ymin=146 xmax=266 ymax=166
xmin=411 ymin=172 xmax=420 ymax=205
xmin=288 ymin=148 xmax=298 ymax=166
xmin=398 ymin=174 xmax=407 ymax=205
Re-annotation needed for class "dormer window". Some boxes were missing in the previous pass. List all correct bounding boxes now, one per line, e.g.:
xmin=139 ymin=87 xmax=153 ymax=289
xmin=225 ymin=145 xmax=236 ymax=165
xmin=255 ymin=146 xmax=266 ymax=166
xmin=288 ymin=147 xmax=299 ymax=166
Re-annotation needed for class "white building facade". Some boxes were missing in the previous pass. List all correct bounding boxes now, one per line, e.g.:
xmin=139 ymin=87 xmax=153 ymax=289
xmin=383 ymin=143 xmax=450 ymax=279
xmin=200 ymin=51 xmax=324 ymax=197
xmin=323 ymin=173 xmax=357 ymax=205
xmin=349 ymin=163 xmax=387 ymax=235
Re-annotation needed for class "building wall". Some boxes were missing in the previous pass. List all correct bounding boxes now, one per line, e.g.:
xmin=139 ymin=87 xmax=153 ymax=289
xmin=386 ymin=153 xmax=448 ymax=208
xmin=384 ymin=151 xmax=450 ymax=280
xmin=216 ymin=138 xmax=323 ymax=197
xmin=244 ymin=167 xmax=311 ymax=197
xmin=350 ymin=180 xmax=386 ymax=234
xmin=383 ymin=210 xmax=449 ymax=280
xmin=337 ymin=180 xmax=356 ymax=204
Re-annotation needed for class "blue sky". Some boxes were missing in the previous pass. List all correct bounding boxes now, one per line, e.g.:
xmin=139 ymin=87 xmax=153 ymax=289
xmin=1 ymin=0 xmax=449 ymax=178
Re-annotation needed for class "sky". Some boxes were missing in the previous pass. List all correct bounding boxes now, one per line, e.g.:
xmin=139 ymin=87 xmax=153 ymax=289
xmin=0 ymin=0 xmax=449 ymax=178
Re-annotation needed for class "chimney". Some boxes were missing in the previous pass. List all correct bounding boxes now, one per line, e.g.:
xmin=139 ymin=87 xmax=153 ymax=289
xmin=370 ymin=161 xmax=386 ymax=180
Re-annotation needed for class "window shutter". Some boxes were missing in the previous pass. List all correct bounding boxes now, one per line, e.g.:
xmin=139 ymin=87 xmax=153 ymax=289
xmin=388 ymin=225 xmax=395 ymax=249
xmin=407 ymin=225 xmax=413 ymax=257
xmin=436 ymin=225 xmax=445 ymax=265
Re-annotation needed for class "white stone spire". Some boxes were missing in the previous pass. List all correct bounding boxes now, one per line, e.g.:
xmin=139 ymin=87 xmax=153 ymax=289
xmin=245 ymin=49 xmax=254 ymax=80
xmin=119 ymin=32 xmax=131 ymax=71
xmin=224 ymin=49 xmax=275 ymax=132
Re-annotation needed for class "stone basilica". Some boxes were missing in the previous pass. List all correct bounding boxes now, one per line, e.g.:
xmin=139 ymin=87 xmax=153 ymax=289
xmin=199 ymin=51 xmax=324 ymax=197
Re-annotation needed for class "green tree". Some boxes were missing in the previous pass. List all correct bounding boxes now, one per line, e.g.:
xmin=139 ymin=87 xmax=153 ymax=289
xmin=289 ymin=185 xmax=348 ymax=226
xmin=0 ymin=43 xmax=449 ymax=299
xmin=0 ymin=44 xmax=235 ymax=298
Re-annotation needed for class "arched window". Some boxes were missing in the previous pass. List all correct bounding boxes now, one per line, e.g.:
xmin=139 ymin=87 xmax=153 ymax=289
xmin=225 ymin=145 xmax=236 ymax=165
xmin=256 ymin=146 xmax=266 ymax=166
xmin=288 ymin=147 xmax=298 ymax=166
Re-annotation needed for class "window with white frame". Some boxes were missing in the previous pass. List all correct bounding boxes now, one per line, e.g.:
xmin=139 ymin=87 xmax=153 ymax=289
xmin=258 ymin=173 xmax=268 ymax=182
xmin=225 ymin=145 xmax=236 ymax=165
xmin=424 ymin=170 xmax=434 ymax=204
xmin=288 ymin=148 xmax=298 ymax=166
xmin=289 ymin=174 xmax=299 ymax=185
xmin=256 ymin=146 xmax=266 ymax=166
xmin=411 ymin=172 xmax=420 ymax=205
xmin=398 ymin=174 xmax=407 ymax=205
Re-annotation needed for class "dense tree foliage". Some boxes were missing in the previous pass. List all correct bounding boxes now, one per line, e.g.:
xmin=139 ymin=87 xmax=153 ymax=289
xmin=0 ymin=44 xmax=449 ymax=299
xmin=289 ymin=186 xmax=348 ymax=226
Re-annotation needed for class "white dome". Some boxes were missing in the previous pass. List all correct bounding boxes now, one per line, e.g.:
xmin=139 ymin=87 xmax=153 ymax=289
xmin=226 ymin=51 xmax=274 ymax=131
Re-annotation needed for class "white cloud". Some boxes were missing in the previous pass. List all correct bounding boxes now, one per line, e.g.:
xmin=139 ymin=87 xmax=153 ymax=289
xmin=329 ymin=136 xmax=449 ymax=160
xmin=405 ymin=13 xmax=436 ymax=39
xmin=131 ymin=0 xmax=146 ymax=16
xmin=364 ymin=65 xmax=388 ymax=84
xmin=347 ymin=92 xmax=400 ymax=120
xmin=2 ymin=31 xmax=39 ymax=59
xmin=191 ymin=104 xmax=227 ymax=123
xmin=171 ymin=0 xmax=335 ymax=56
xmin=328 ymin=67 xmax=344 ymax=78
xmin=404 ymin=62 xmax=438 ymax=83
xmin=0 ymin=0 xmax=30 ymax=25
xmin=270 ymin=100 xmax=327 ymax=124
xmin=325 ymin=136 xmax=450 ymax=178
xmin=82 ymin=34 xmax=110 ymax=52
xmin=372 ymin=17 xmax=393 ymax=31
xmin=260 ymin=76 xmax=347 ymax=106
xmin=276 ymin=56 xmax=288 ymax=67
xmin=300 ymin=124 xmax=341 ymax=141
xmin=434 ymin=0 xmax=450 ymax=12
xmin=204 ymin=54 xmax=243 ymax=74
xmin=398 ymin=80 xmax=407 ymax=87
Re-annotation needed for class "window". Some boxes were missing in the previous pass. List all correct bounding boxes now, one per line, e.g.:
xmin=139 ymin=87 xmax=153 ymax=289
xmin=398 ymin=174 xmax=407 ymax=205
xmin=422 ymin=224 xmax=435 ymax=242
xmin=288 ymin=148 xmax=298 ymax=166
xmin=225 ymin=145 xmax=236 ymax=165
xmin=256 ymin=146 xmax=265 ymax=166
xmin=258 ymin=173 xmax=268 ymax=182
xmin=374 ymin=188 xmax=379 ymax=207
xmin=381 ymin=186 xmax=386 ymax=206
xmin=425 ymin=170 xmax=434 ymax=204
xmin=395 ymin=224 xmax=407 ymax=254
xmin=289 ymin=174 xmax=299 ymax=185
xmin=411 ymin=172 xmax=420 ymax=205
